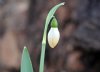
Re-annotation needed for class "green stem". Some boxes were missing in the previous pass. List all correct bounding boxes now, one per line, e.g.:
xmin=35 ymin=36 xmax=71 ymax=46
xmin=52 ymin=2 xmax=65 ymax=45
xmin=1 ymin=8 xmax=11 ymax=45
xmin=39 ymin=2 xmax=65 ymax=72
xmin=39 ymin=43 xmax=46 ymax=72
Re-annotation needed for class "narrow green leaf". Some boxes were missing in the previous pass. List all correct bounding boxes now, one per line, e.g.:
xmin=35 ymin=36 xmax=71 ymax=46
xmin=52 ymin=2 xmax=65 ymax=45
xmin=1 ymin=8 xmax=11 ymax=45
xmin=45 ymin=2 xmax=65 ymax=28
xmin=21 ymin=46 xmax=33 ymax=72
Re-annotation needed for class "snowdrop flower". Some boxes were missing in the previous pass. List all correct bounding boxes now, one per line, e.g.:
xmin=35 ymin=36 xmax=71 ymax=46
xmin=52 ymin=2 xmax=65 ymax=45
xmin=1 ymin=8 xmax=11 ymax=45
xmin=48 ymin=17 xmax=60 ymax=48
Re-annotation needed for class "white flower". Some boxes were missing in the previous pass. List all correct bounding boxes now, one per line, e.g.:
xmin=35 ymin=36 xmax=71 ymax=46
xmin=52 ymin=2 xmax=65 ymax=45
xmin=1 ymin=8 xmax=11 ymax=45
xmin=48 ymin=28 xmax=60 ymax=48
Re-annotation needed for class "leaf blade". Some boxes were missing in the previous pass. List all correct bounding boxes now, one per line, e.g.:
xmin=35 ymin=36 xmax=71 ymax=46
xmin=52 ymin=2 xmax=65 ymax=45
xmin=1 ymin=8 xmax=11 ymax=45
xmin=21 ymin=47 xmax=33 ymax=72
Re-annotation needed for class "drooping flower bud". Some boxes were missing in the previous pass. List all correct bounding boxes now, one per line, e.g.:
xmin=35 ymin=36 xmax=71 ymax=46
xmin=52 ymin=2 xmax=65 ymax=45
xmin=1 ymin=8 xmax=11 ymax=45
xmin=48 ymin=17 xmax=60 ymax=48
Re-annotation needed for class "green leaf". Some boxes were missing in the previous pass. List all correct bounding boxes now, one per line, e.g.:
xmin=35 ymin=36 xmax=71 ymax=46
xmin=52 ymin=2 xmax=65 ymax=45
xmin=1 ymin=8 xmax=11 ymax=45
xmin=45 ymin=2 xmax=65 ymax=28
xmin=21 ymin=46 xmax=33 ymax=72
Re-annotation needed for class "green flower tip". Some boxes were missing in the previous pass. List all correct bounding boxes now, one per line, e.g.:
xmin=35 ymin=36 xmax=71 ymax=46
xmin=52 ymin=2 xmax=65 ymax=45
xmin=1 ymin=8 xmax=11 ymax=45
xmin=51 ymin=17 xmax=58 ymax=28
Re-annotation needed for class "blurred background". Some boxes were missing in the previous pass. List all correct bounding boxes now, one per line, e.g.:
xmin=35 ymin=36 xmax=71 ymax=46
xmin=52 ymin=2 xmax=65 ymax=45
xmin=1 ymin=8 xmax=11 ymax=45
xmin=0 ymin=0 xmax=100 ymax=72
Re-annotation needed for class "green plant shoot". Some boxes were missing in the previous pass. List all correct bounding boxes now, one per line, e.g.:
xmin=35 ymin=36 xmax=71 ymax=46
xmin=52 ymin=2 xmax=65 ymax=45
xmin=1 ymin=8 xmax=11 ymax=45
xmin=39 ymin=2 xmax=65 ymax=72
xmin=21 ymin=46 xmax=34 ymax=72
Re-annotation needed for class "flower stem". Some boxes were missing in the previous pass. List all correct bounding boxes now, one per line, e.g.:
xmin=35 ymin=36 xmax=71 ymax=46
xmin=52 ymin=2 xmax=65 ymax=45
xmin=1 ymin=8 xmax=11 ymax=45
xmin=39 ymin=2 xmax=65 ymax=72
xmin=39 ymin=43 xmax=46 ymax=72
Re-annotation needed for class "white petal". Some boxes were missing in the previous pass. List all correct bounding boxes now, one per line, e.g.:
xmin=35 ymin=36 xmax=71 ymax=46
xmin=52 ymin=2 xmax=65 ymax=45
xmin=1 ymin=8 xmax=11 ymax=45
xmin=48 ymin=28 xmax=60 ymax=48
